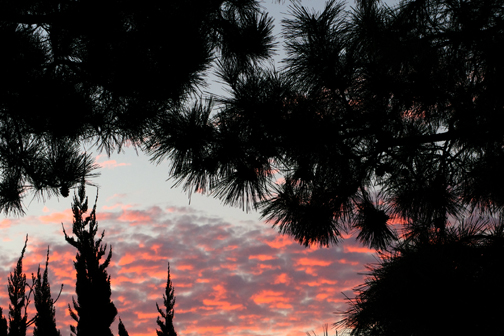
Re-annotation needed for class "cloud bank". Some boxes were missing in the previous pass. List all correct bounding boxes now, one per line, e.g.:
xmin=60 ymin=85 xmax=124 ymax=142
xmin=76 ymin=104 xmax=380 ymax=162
xmin=0 ymin=202 xmax=377 ymax=336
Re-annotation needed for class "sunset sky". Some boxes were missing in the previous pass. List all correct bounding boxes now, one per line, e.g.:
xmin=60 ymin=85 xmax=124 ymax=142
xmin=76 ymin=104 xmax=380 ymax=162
xmin=0 ymin=1 xmax=399 ymax=335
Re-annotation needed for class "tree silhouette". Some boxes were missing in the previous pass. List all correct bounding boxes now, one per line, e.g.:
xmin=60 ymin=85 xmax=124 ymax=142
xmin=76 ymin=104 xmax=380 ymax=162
xmin=63 ymin=183 xmax=117 ymax=336
xmin=0 ymin=308 xmax=6 ymax=336
xmin=32 ymin=248 xmax=61 ymax=336
xmin=156 ymin=262 xmax=177 ymax=336
xmin=146 ymin=0 xmax=504 ymax=249
xmin=0 ymin=195 xmax=187 ymax=335
xmin=337 ymin=220 xmax=504 ymax=336
xmin=0 ymin=0 xmax=276 ymax=215
xmin=118 ymin=318 xmax=129 ymax=336
xmin=7 ymin=236 xmax=29 ymax=336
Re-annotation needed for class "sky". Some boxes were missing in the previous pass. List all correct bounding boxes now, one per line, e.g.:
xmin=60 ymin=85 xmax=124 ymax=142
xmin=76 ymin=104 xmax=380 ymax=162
xmin=0 ymin=1 xmax=399 ymax=335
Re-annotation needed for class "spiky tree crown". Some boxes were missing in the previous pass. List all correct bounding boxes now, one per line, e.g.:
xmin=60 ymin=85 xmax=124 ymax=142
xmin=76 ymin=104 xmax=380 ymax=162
xmin=63 ymin=184 xmax=117 ymax=336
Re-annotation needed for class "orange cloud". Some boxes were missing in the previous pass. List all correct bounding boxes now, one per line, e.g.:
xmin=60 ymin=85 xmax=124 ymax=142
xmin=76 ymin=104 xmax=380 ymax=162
xmin=344 ymin=245 xmax=375 ymax=254
xmin=273 ymin=273 xmax=292 ymax=285
xmin=252 ymin=290 xmax=291 ymax=307
xmin=190 ymin=326 xmax=225 ymax=334
xmin=249 ymin=254 xmax=276 ymax=261
xmin=117 ymin=210 xmax=152 ymax=223
xmin=117 ymin=265 xmax=165 ymax=279
xmin=177 ymin=264 xmax=194 ymax=271
xmin=301 ymin=279 xmax=338 ymax=287
xmin=336 ymin=259 xmax=359 ymax=266
xmin=136 ymin=312 xmax=158 ymax=320
xmin=295 ymin=258 xmax=332 ymax=266
xmin=118 ymin=252 xmax=165 ymax=266
xmin=262 ymin=234 xmax=294 ymax=249
xmin=202 ymin=299 xmax=244 ymax=311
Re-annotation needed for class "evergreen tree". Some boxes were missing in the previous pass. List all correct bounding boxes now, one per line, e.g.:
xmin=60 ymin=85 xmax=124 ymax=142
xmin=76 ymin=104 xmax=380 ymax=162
xmin=337 ymin=221 xmax=504 ymax=336
xmin=63 ymin=183 xmax=117 ymax=336
xmin=0 ymin=308 xmax=7 ymax=336
xmin=32 ymin=248 xmax=61 ymax=336
xmin=146 ymin=0 xmax=504 ymax=249
xmin=155 ymin=262 xmax=177 ymax=336
xmin=7 ymin=236 xmax=28 ymax=336
xmin=118 ymin=319 xmax=129 ymax=336
xmin=0 ymin=0 xmax=276 ymax=215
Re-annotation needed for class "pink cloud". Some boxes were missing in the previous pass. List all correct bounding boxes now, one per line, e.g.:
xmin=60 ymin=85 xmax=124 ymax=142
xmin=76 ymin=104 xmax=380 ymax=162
xmin=95 ymin=155 xmax=131 ymax=169
xmin=39 ymin=209 xmax=73 ymax=223
xmin=249 ymin=254 xmax=276 ymax=261
xmin=0 ymin=204 xmax=377 ymax=336
xmin=106 ymin=193 xmax=128 ymax=202
xmin=0 ymin=219 xmax=15 ymax=228
xmin=117 ymin=210 xmax=152 ymax=223
xmin=102 ymin=203 xmax=133 ymax=211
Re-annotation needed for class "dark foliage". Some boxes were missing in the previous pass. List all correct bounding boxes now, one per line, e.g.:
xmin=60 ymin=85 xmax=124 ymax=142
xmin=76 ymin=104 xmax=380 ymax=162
xmin=118 ymin=318 xmax=129 ymax=336
xmin=63 ymin=183 xmax=116 ymax=336
xmin=0 ymin=307 xmax=7 ymax=336
xmin=8 ymin=236 xmax=28 ymax=336
xmin=337 ymin=220 xmax=504 ymax=336
xmin=0 ymin=0 xmax=276 ymax=215
xmin=146 ymin=0 xmax=504 ymax=249
xmin=156 ymin=262 xmax=177 ymax=336
xmin=32 ymin=248 xmax=61 ymax=336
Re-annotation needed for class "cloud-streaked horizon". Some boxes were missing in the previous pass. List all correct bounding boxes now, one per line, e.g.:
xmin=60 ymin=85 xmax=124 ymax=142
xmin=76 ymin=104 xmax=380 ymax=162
xmin=0 ymin=201 xmax=377 ymax=336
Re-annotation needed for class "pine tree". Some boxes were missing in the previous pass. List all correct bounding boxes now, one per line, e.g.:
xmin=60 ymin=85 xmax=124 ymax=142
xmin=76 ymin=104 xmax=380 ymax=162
xmin=337 ymin=221 xmax=504 ymax=336
xmin=147 ymin=0 xmax=504 ymax=249
xmin=8 ymin=235 xmax=28 ymax=336
xmin=0 ymin=0 xmax=276 ymax=215
xmin=32 ymin=248 xmax=61 ymax=336
xmin=63 ymin=183 xmax=117 ymax=336
xmin=155 ymin=262 xmax=177 ymax=336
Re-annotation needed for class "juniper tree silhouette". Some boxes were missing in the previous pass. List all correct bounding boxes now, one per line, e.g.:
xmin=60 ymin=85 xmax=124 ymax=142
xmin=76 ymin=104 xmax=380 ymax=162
xmin=337 ymin=220 xmax=504 ymax=336
xmin=7 ymin=236 xmax=29 ymax=336
xmin=156 ymin=262 xmax=177 ymax=336
xmin=0 ymin=191 xmax=184 ymax=336
xmin=63 ymin=184 xmax=117 ymax=336
xmin=0 ymin=237 xmax=63 ymax=336
xmin=32 ymin=248 xmax=61 ymax=336
xmin=146 ymin=0 xmax=504 ymax=249
xmin=0 ymin=0 xmax=276 ymax=215
xmin=117 ymin=318 xmax=129 ymax=336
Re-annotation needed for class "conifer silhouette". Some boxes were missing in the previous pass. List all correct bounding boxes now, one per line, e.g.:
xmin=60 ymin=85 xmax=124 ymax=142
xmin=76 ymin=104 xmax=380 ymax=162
xmin=8 ymin=236 xmax=28 ymax=336
xmin=32 ymin=248 xmax=61 ymax=336
xmin=118 ymin=318 xmax=129 ymax=336
xmin=0 ymin=0 xmax=276 ymax=215
xmin=146 ymin=0 xmax=504 ymax=250
xmin=156 ymin=262 xmax=177 ymax=336
xmin=63 ymin=183 xmax=117 ymax=336
xmin=338 ymin=221 xmax=504 ymax=335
